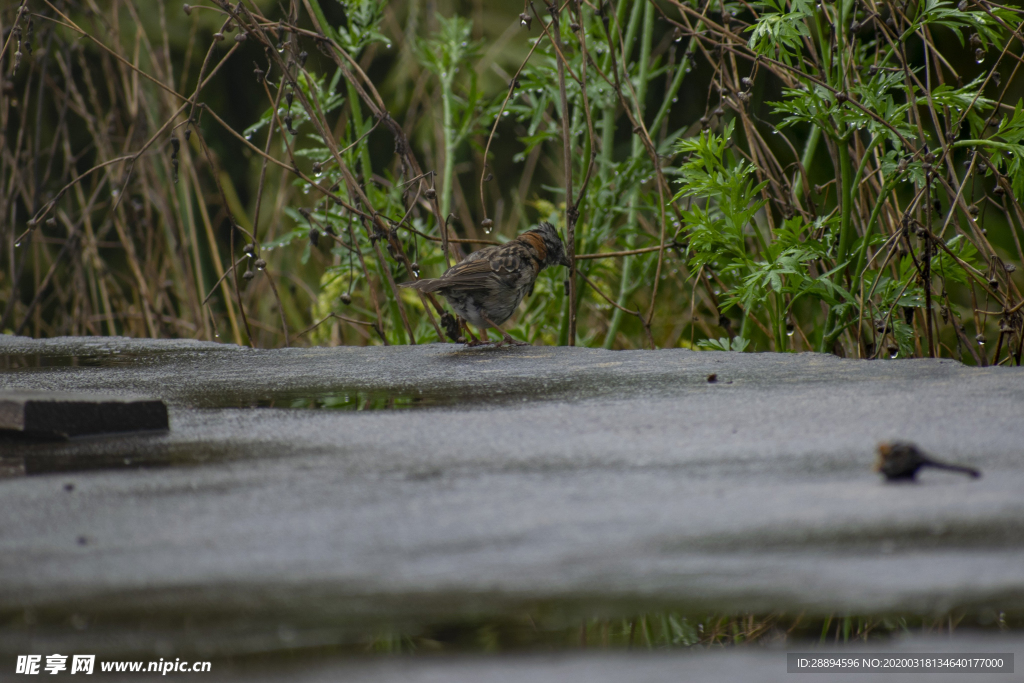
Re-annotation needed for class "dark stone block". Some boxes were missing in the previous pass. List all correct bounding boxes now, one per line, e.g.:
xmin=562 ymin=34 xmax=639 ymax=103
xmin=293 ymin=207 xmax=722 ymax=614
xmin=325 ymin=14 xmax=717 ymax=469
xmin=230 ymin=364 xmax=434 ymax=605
xmin=0 ymin=390 xmax=168 ymax=438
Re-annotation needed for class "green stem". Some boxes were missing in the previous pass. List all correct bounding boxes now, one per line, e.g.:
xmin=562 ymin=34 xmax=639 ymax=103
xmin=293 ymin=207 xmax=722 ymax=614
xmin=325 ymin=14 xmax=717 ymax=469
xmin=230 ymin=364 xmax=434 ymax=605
xmin=603 ymin=0 xmax=653 ymax=349
xmin=793 ymin=124 xmax=821 ymax=205
xmin=440 ymin=75 xmax=456 ymax=218
xmin=345 ymin=80 xmax=374 ymax=187
xmin=819 ymin=138 xmax=855 ymax=353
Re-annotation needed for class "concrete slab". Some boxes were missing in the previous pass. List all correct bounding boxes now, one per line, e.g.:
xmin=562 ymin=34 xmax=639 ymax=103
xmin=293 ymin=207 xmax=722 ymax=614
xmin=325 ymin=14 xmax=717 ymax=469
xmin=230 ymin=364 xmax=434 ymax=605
xmin=0 ymin=335 xmax=1022 ymax=663
xmin=0 ymin=390 xmax=167 ymax=438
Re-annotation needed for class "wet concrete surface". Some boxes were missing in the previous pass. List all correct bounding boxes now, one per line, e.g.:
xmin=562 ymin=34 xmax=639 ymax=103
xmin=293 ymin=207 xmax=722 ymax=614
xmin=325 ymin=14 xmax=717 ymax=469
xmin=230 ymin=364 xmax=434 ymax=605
xmin=1 ymin=335 xmax=1023 ymax=676
xmin=203 ymin=634 xmax=1023 ymax=683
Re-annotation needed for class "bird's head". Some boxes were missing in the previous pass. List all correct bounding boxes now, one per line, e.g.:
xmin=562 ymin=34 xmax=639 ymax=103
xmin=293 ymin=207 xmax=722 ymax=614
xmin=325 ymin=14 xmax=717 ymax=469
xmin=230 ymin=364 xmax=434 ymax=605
xmin=525 ymin=222 xmax=570 ymax=269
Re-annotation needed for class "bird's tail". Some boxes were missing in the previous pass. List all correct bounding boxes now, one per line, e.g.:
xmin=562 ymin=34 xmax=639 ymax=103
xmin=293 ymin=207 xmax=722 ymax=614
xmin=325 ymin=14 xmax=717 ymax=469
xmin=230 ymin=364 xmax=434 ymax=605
xmin=399 ymin=278 xmax=445 ymax=293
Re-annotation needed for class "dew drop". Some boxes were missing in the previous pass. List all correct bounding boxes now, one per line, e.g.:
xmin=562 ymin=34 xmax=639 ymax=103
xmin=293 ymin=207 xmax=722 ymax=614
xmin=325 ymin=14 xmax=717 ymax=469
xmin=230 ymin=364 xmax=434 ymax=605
xmin=14 ymin=241 xmax=21 ymax=248
xmin=245 ymin=133 xmax=252 ymax=141
xmin=786 ymin=326 xmax=795 ymax=337
xmin=385 ymin=43 xmax=392 ymax=49
xmin=889 ymin=347 xmax=898 ymax=358
xmin=484 ymin=226 xmax=493 ymax=234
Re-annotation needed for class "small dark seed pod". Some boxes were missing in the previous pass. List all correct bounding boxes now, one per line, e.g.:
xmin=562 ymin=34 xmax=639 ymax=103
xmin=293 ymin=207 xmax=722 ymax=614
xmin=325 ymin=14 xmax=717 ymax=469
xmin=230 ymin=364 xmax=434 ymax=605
xmin=309 ymin=228 xmax=320 ymax=247
xmin=968 ymin=204 xmax=980 ymax=216
xmin=243 ymin=243 xmax=255 ymax=255
xmin=958 ymin=0 xmax=968 ymax=9
xmin=311 ymin=161 xmax=322 ymax=175
xmin=989 ymin=278 xmax=999 ymax=290
xmin=994 ymin=185 xmax=1005 ymax=197
xmin=298 ymin=51 xmax=308 ymax=67
xmin=424 ymin=188 xmax=436 ymax=200
xmin=234 ymin=32 xmax=248 ymax=43
xmin=254 ymin=258 xmax=266 ymax=270
xmin=183 ymin=3 xmax=192 ymax=14
xmin=242 ymin=269 xmax=255 ymax=281
xmin=340 ymin=292 xmax=352 ymax=305
xmin=835 ymin=92 xmax=849 ymax=104
xmin=213 ymin=32 xmax=224 ymax=41
xmin=480 ymin=218 xmax=494 ymax=229
xmin=741 ymin=76 xmax=753 ymax=90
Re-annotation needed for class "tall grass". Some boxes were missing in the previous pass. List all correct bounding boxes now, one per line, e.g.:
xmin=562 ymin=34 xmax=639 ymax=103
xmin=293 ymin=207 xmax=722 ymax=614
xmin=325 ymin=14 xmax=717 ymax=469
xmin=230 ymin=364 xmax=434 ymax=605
xmin=1 ymin=0 xmax=1022 ymax=363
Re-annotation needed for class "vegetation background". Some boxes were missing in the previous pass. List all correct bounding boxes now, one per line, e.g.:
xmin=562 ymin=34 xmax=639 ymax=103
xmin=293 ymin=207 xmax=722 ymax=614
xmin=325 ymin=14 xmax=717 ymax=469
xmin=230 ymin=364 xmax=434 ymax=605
xmin=1 ymin=0 xmax=1022 ymax=363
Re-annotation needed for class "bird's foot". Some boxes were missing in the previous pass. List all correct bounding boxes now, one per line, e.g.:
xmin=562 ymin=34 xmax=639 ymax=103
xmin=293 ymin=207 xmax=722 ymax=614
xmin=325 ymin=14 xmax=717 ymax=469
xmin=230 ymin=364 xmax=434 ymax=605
xmin=503 ymin=336 xmax=529 ymax=347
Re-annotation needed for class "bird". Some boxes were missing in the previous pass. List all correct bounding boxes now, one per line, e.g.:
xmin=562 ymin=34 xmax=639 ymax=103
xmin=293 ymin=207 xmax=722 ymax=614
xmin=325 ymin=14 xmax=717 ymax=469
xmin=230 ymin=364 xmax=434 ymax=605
xmin=874 ymin=441 xmax=981 ymax=481
xmin=400 ymin=222 xmax=569 ymax=346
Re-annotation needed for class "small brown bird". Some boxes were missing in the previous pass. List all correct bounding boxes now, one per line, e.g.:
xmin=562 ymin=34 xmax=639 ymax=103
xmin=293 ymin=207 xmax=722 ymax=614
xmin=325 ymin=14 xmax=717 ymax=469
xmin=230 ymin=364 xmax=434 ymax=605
xmin=875 ymin=441 xmax=981 ymax=481
xmin=401 ymin=222 xmax=569 ymax=346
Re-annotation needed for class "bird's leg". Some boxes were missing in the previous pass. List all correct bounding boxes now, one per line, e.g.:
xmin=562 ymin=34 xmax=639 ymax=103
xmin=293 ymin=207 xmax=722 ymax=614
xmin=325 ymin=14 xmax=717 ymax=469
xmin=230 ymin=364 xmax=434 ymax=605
xmin=460 ymin=318 xmax=489 ymax=347
xmin=481 ymin=313 xmax=528 ymax=347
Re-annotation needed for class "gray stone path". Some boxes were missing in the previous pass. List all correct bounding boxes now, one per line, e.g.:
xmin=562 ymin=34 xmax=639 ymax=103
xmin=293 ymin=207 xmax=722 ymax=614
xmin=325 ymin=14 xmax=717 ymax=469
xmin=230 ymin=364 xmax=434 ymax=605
xmin=1 ymin=335 xmax=1022 ymax=678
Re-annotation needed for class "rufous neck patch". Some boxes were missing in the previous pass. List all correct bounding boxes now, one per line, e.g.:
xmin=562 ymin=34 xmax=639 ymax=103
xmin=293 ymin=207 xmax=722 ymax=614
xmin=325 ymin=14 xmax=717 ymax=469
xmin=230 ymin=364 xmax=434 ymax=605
xmin=519 ymin=231 xmax=548 ymax=263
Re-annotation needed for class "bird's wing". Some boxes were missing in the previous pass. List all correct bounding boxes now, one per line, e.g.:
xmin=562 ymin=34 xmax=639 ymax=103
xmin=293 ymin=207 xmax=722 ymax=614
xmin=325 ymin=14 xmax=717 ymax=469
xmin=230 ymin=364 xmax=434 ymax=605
xmin=400 ymin=244 xmax=532 ymax=293
xmin=441 ymin=246 xmax=532 ymax=291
